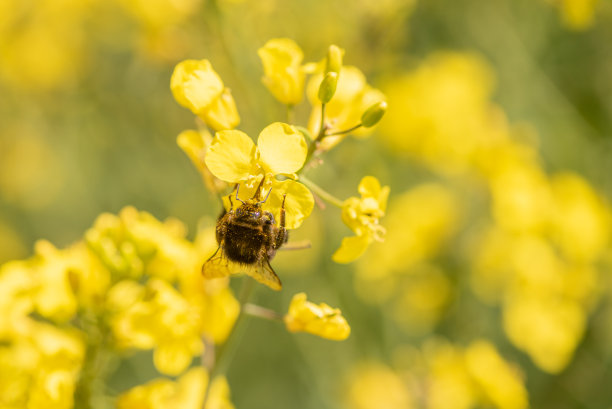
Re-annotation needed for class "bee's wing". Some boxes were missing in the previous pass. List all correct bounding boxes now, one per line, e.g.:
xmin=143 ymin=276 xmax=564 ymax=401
xmin=244 ymin=259 xmax=282 ymax=291
xmin=201 ymin=245 xmax=232 ymax=278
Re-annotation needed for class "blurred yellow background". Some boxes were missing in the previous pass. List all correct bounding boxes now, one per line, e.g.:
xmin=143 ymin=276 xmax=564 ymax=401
xmin=2 ymin=0 xmax=612 ymax=408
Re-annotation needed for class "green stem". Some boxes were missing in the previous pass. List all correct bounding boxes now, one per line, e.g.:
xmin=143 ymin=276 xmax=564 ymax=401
xmin=243 ymin=303 xmax=283 ymax=321
xmin=286 ymin=104 xmax=295 ymax=124
xmin=300 ymin=175 xmax=344 ymax=208
xmin=325 ymin=123 xmax=363 ymax=137
xmin=202 ymin=278 xmax=256 ymax=409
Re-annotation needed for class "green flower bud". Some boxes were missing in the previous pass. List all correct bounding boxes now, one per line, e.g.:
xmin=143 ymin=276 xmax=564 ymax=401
xmin=318 ymin=72 xmax=339 ymax=104
xmin=326 ymin=45 xmax=343 ymax=74
xmin=361 ymin=101 xmax=387 ymax=127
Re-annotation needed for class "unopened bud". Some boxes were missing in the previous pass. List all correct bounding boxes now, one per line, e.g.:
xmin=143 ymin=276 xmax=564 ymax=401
xmin=326 ymin=45 xmax=343 ymax=74
xmin=318 ymin=72 xmax=338 ymax=104
xmin=361 ymin=101 xmax=387 ymax=127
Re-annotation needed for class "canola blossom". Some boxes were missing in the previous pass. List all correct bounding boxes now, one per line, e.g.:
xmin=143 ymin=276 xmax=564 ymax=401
xmin=258 ymin=38 xmax=307 ymax=106
xmin=284 ymin=292 xmax=350 ymax=341
xmin=333 ymin=176 xmax=390 ymax=263
xmin=2 ymin=2 xmax=611 ymax=409
xmin=205 ymin=122 xmax=314 ymax=229
xmin=171 ymin=59 xmax=240 ymax=131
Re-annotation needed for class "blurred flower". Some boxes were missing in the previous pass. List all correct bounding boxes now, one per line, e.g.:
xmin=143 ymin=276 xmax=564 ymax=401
xmin=0 ymin=322 xmax=85 ymax=409
xmin=465 ymin=340 xmax=528 ymax=409
xmin=344 ymin=363 xmax=413 ymax=409
xmin=109 ymin=278 xmax=205 ymax=376
xmin=379 ymin=52 xmax=503 ymax=175
xmin=422 ymin=338 xmax=528 ymax=409
xmin=171 ymin=59 xmax=240 ymax=131
xmin=332 ymin=176 xmax=389 ymax=263
xmin=307 ymin=66 xmax=386 ymax=150
xmin=258 ymin=38 xmax=306 ymax=106
xmin=284 ymin=292 xmax=350 ymax=341
xmin=85 ymin=206 xmax=200 ymax=283
xmin=117 ymin=366 xmax=234 ymax=409
xmin=549 ymin=172 xmax=611 ymax=263
xmin=205 ymin=123 xmax=314 ymax=229
xmin=355 ymin=183 xmax=459 ymax=302
xmin=553 ymin=0 xmax=598 ymax=30
xmin=178 ymin=128 xmax=229 ymax=194
xmin=503 ymin=294 xmax=585 ymax=373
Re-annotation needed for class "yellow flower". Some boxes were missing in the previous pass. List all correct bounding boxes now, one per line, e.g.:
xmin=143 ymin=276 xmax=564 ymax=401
xmin=284 ymin=292 xmax=350 ymax=341
xmin=177 ymin=128 xmax=229 ymax=194
xmin=86 ymin=206 xmax=200 ymax=283
xmin=558 ymin=0 xmax=598 ymax=30
xmin=333 ymin=176 xmax=389 ymax=263
xmin=307 ymin=66 xmax=386 ymax=150
xmin=117 ymin=367 xmax=234 ymax=409
xmin=171 ymin=59 xmax=240 ymax=131
xmin=465 ymin=340 xmax=528 ymax=409
xmin=344 ymin=362 xmax=414 ymax=409
xmin=205 ymin=122 xmax=314 ymax=229
xmin=109 ymin=278 xmax=206 ymax=376
xmin=258 ymin=38 xmax=306 ymax=106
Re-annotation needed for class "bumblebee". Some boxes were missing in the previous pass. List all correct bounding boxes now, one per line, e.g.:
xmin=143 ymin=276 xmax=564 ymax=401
xmin=202 ymin=183 xmax=288 ymax=290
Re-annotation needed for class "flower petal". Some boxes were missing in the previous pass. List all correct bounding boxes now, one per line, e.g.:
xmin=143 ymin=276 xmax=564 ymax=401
xmin=201 ymin=88 xmax=240 ymax=131
xmin=358 ymin=176 xmax=382 ymax=197
xmin=153 ymin=341 xmax=200 ymax=376
xmin=258 ymin=122 xmax=308 ymax=175
xmin=258 ymin=38 xmax=305 ymax=105
xmin=266 ymin=179 xmax=314 ymax=229
xmin=332 ymin=234 xmax=372 ymax=263
xmin=170 ymin=59 xmax=224 ymax=115
xmin=205 ymin=130 xmax=258 ymax=183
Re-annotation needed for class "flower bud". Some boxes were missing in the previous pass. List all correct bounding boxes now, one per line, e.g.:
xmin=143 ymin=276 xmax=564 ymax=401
xmin=361 ymin=101 xmax=387 ymax=127
xmin=326 ymin=45 xmax=343 ymax=74
xmin=318 ymin=72 xmax=338 ymax=104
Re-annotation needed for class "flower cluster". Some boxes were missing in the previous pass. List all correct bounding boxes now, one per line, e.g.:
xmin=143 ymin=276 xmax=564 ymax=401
xmin=0 ymin=207 xmax=238 ymax=407
xmin=171 ymin=39 xmax=388 ymax=284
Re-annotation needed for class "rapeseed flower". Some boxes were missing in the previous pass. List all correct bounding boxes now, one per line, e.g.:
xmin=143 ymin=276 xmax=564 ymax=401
xmin=284 ymin=292 xmax=350 ymax=340
xmin=205 ymin=122 xmax=314 ymax=229
xmin=117 ymin=367 xmax=234 ymax=409
xmin=109 ymin=278 xmax=208 ymax=376
xmin=177 ymin=128 xmax=228 ymax=194
xmin=171 ymin=59 xmax=239 ymax=131
xmin=344 ymin=363 xmax=414 ymax=409
xmin=258 ymin=38 xmax=306 ymax=106
xmin=332 ymin=176 xmax=389 ymax=263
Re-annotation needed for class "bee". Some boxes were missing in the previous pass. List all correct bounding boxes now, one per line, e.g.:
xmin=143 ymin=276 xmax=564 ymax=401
xmin=202 ymin=182 xmax=288 ymax=290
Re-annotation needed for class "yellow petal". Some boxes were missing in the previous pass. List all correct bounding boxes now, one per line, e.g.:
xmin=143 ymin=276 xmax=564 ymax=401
xmin=284 ymin=292 xmax=350 ymax=341
xmin=154 ymin=341 xmax=200 ymax=376
xmin=257 ymin=123 xmax=308 ymax=175
xmin=358 ymin=176 xmax=382 ymax=197
xmin=258 ymin=38 xmax=305 ymax=105
xmin=332 ymin=234 xmax=372 ymax=263
xmin=177 ymin=129 xmax=227 ymax=194
xmin=170 ymin=59 xmax=224 ymax=115
xmin=205 ymin=130 xmax=258 ymax=183
xmin=200 ymin=88 xmax=240 ymax=131
xmin=265 ymin=179 xmax=314 ymax=230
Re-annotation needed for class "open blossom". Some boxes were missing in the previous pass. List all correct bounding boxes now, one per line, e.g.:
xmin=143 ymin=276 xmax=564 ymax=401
xmin=205 ymin=122 xmax=314 ymax=229
xmin=284 ymin=292 xmax=350 ymax=341
xmin=258 ymin=38 xmax=306 ymax=105
xmin=171 ymin=59 xmax=239 ymax=131
xmin=333 ymin=176 xmax=389 ymax=263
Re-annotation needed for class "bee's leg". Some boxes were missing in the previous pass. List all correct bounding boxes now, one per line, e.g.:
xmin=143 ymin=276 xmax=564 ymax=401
xmin=275 ymin=194 xmax=288 ymax=248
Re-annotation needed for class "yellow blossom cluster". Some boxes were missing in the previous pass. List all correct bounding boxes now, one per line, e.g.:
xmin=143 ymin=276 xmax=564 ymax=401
xmin=0 ymin=207 xmax=239 ymax=407
xmin=344 ymin=339 xmax=528 ymax=409
xmin=378 ymin=51 xmax=612 ymax=375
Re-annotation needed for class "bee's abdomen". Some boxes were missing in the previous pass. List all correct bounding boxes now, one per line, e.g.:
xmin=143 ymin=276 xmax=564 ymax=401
xmin=224 ymin=223 xmax=265 ymax=265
